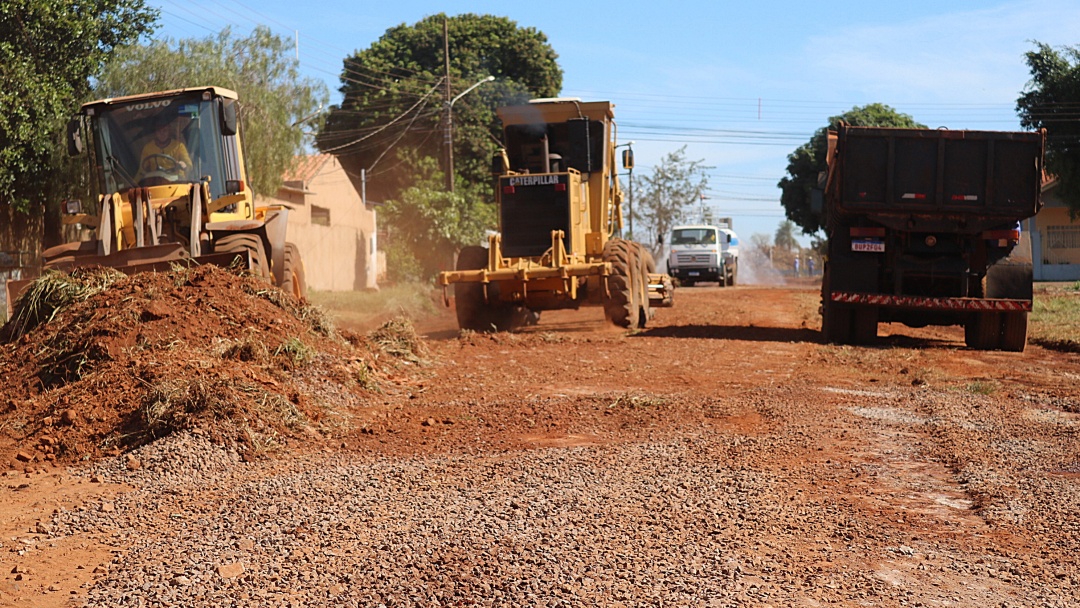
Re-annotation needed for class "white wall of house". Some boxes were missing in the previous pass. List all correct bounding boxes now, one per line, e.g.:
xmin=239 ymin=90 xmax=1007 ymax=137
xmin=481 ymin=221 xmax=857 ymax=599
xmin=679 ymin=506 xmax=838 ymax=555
xmin=258 ymin=155 xmax=380 ymax=291
xmin=1033 ymin=181 xmax=1080 ymax=282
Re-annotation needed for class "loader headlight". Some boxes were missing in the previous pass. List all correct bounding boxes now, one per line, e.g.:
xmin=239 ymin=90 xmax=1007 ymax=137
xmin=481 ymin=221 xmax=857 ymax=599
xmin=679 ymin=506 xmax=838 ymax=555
xmin=63 ymin=199 xmax=82 ymax=215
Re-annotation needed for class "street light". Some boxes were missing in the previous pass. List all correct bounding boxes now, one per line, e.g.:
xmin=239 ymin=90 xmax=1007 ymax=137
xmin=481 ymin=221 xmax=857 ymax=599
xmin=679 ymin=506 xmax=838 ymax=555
xmin=444 ymin=75 xmax=495 ymax=192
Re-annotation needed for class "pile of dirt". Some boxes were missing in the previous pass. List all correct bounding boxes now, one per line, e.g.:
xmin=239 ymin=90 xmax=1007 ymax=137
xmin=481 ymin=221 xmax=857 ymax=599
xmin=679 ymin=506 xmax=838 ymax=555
xmin=0 ymin=265 xmax=413 ymax=467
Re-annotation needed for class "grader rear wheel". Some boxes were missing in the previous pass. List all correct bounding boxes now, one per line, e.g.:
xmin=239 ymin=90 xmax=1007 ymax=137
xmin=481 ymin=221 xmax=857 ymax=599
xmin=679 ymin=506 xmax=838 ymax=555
xmin=602 ymin=239 xmax=640 ymax=328
xmin=631 ymin=242 xmax=652 ymax=327
xmin=454 ymin=246 xmax=525 ymax=332
xmin=216 ymin=234 xmax=271 ymax=282
xmin=281 ymin=242 xmax=307 ymax=300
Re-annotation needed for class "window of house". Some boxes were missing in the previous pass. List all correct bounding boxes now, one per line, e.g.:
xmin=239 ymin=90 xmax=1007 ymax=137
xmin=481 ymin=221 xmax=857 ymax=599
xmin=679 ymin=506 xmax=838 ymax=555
xmin=311 ymin=205 xmax=330 ymax=226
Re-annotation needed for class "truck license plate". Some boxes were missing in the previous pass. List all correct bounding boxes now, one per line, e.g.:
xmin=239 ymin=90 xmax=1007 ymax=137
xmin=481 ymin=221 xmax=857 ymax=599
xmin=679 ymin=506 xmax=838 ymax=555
xmin=852 ymin=239 xmax=885 ymax=253
xmin=688 ymin=271 xmax=700 ymax=276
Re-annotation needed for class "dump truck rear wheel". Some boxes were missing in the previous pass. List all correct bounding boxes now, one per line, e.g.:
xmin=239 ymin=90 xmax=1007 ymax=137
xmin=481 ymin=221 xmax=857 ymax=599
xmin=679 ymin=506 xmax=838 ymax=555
xmin=602 ymin=239 xmax=639 ymax=328
xmin=965 ymin=312 xmax=1001 ymax=350
xmin=851 ymin=307 xmax=878 ymax=344
xmin=217 ymin=234 xmax=271 ymax=282
xmin=281 ymin=242 xmax=307 ymax=300
xmin=821 ymin=299 xmax=852 ymax=344
xmin=820 ymin=265 xmax=851 ymax=344
xmin=1000 ymin=312 xmax=1028 ymax=352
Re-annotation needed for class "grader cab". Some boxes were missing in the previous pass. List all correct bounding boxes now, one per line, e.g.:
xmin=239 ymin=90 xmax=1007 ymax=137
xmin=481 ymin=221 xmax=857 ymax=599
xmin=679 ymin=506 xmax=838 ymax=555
xmin=437 ymin=98 xmax=672 ymax=331
xmin=6 ymin=86 xmax=305 ymax=316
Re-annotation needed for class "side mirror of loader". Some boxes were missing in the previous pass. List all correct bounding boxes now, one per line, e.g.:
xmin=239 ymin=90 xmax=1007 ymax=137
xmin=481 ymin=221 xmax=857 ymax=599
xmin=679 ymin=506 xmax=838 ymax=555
xmin=221 ymin=99 xmax=238 ymax=136
xmin=66 ymin=117 xmax=84 ymax=156
xmin=622 ymin=148 xmax=634 ymax=170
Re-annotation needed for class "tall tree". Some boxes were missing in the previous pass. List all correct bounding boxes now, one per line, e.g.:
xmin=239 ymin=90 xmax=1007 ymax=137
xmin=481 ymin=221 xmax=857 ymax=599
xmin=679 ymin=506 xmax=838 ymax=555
xmin=94 ymin=26 xmax=328 ymax=199
xmin=0 ymin=0 xmax=157 ymax=212
xmin=636 ymin=145 xmax=710 ymax=257
xmin=318 ymin=13 xmax=562 ymax=203
xmin=1017 ymin=42 xmax=1080 ymax=213
xmin=778 ymin=104 xmax=926 ymax=234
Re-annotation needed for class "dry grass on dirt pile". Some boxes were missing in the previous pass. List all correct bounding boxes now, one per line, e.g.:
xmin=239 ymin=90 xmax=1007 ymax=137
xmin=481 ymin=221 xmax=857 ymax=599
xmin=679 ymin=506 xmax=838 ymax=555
xmin=0 ymin=264 xmax=423 ymax=466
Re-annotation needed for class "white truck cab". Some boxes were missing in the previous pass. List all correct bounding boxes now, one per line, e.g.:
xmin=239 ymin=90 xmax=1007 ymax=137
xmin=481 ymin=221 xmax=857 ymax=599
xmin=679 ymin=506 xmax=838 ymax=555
xmin=668 ymin=223 xmax=739 ymax=286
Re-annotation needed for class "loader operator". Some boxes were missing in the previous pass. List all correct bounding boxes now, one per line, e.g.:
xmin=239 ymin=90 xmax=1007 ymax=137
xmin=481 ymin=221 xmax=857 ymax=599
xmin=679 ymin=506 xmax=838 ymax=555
xmin=138 ymin=115 xmax=192 ymax=183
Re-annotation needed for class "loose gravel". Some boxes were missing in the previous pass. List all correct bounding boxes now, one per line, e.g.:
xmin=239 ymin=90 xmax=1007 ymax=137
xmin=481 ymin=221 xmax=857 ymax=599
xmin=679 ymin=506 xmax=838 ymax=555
xmin=40 ymin=375 xmax=1080 ymax=607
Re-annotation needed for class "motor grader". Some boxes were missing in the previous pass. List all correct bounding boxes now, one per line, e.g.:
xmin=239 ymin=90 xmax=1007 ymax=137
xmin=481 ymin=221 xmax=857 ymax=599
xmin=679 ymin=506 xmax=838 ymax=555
xmin=5 ymin=86 xmax=305 ymax=316
xmin=437 ymin=98 xmax=673 ymax=331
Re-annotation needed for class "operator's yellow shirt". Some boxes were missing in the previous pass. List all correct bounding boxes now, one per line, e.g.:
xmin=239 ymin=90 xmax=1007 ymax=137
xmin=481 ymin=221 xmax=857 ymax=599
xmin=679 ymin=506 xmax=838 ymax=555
xmin=138 ymin=139 xmax=192 ymax=176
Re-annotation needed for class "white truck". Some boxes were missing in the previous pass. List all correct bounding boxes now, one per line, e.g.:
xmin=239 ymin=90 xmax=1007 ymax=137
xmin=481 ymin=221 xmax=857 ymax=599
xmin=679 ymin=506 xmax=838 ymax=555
xmin=667 ymin=220 xmax=739 ymax=287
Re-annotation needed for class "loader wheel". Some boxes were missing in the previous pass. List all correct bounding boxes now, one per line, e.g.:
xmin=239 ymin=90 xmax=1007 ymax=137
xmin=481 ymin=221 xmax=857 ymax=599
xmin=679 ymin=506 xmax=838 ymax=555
xmin=217 ymin=234 xmax=271 ymax=282
xmin=454 ymin=246 xmax=524 ymax=332
xmin=602 ymin=239 xmax=640 ymax=328
xmin=281 ymin=242 xmax=307 ymax=300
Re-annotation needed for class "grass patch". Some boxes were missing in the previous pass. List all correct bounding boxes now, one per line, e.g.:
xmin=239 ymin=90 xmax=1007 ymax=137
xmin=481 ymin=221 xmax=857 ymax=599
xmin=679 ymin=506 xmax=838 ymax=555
xmin=964 ymin=380 xmax=1000 ymax=396
xmin=1030 ymin=290 xmax=1080 ymax=353
xmin=308 ymin=282 xmax=438 ymax=331
xmin=606 ymin=393 xmax=667 ymax=409
xmin=274 ymin=337 xmax=314 ymax=368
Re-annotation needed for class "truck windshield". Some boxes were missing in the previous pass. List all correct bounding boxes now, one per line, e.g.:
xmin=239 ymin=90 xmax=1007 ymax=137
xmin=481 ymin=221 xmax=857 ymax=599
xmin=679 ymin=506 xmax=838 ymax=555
xmin=91 ymin=93 xmax=228 ymax=198
xmin=671 ymin=228 xmax=717 ymax=245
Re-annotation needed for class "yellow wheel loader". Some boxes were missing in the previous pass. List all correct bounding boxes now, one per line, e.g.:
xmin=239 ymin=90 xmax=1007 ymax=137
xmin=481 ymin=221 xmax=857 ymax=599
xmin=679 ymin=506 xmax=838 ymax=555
xmin=5 ymin=86 xmax=306 ymax=316
xmin=437 ymin=98 xmax=673 ymax=332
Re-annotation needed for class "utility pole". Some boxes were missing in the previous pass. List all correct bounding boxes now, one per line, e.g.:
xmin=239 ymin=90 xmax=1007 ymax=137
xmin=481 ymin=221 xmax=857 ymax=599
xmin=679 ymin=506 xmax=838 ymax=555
xmin=443 ymin=17 xmax=454 ymax=192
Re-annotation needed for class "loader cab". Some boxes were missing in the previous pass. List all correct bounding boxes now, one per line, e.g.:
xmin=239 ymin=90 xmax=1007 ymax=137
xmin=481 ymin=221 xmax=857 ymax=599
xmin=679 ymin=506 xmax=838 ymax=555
xmin=80 ymin=87 xmax=246 ymax=201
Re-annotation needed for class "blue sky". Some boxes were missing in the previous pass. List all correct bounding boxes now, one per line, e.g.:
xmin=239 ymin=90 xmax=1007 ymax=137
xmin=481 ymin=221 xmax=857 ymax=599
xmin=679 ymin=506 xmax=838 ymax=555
xmin=151 ymin=0 xmax=1080 ymax=244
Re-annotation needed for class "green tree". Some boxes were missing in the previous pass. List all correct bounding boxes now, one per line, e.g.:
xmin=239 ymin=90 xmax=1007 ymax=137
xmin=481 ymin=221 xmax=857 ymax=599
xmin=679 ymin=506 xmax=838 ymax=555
xmin=778 ymin=104 xmax=926 ymax=234
xmin=637 ymin=146 xmax=710 ymax=257
xmin=94 ymin=26 xmax=328 ymax=199
xmin=0 ymin=0 xmax=157 ymax=213
xmin=1017 ymin=42 xmax=1080 ymax=213
xmin=774 ymin=220 xmax=798 ymax=251
xmin=382 ymin=155 xmax=496 ymax=281
xmin=318 ymin=13 xmax=562 ymax=203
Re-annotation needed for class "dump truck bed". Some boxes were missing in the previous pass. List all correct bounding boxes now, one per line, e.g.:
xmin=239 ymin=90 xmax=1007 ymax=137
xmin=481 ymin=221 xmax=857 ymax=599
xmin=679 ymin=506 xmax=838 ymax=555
xmin=826 ymin=126 xmax=1044 ymax=232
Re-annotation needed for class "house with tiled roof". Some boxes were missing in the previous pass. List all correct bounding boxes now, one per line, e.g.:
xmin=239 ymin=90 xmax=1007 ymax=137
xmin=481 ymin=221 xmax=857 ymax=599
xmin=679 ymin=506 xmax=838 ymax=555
xmin=258 ymin=154 xmax=381 ymax=291
xmin=1028 ymin=177 xmax=1080 ymax=281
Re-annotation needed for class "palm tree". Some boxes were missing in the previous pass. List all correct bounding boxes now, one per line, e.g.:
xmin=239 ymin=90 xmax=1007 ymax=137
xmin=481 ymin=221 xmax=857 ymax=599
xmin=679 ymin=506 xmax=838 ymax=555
xmin=774 ymin=220 xmax=798 ymax=251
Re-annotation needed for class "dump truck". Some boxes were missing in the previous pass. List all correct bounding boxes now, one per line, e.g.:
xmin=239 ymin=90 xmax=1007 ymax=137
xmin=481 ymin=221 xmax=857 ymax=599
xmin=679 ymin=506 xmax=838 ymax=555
xmin=5 ymin=86 xmax=306 ymax=316
xmin=668 ymin=219 xmax=739 ymax=286
xmin=818 ymin=123 xmax=1045 ymax=351
xmin=436 ymin=98 xmax=673 ymax=331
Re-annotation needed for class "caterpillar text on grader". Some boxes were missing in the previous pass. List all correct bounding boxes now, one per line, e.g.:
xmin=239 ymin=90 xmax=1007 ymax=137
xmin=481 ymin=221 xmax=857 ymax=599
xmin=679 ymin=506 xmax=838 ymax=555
xmin=5 ymin=86 xmax=306 ymax=316
xmin=437 ymin=98 xmax=673 ymax=331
